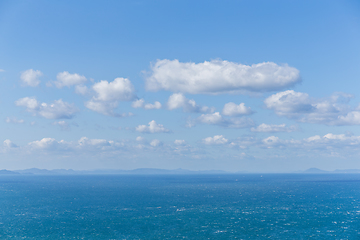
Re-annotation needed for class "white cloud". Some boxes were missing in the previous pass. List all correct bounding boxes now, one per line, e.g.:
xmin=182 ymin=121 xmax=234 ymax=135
xmin=198 ymin=112 xmax=223 ymax=125
xmin=262 ymin=136 xmax=282 ymax=147
xmin=55 ymin=71 xmax=87 ymax=88
xmin=16 ymin=97 xmax=78 ymax=119
xmin=132 ymin=99 xmax=162 ymax=110
xmin=203 ymin=135 xmax=228 ymax=145
xmin=93 ymin=78 xmax=135 ymax=102
xmin=146 ymin=59 xmax=300 ymax=94
xmin=136 ymin=136 xmax=145 ymax=142
xmin=78 ymin=137 xmax=110 ymax=148
xmin=251 ymin=123 xmax=298 ymax=133
xmin=3 ymin=139 xmax=18 ymax=148
xmin=0 ymin=69 xmax=4 ymax=72
xmin=174 ymin=139 xmax=186 ymax=145
xmin=28 ymin=138 xmax=59 ymax=149
xmin=20 ymin=69 xmax=42 ymax=87
xmin=265 ymin=90 xmax=360 ymax=125
xmin=222 ymin=102 xmax=253 ymax=116
xmin=144 ymin=102 xmax=162 ymax=110
xmin=5 ymin=117 xmax=24 ymax=124
xmin=132 ymin=99 xmax=145 ymax=108
xmin=167 ymin=93 xmax=212 ymax=112
xmin=150 ymin=139 xmax=161 ymax=147
xmin=136 ymin=120 xmax=170 ymax=133
xmin=197 ymin=112 xmax=255 ymax=128
xmin=85 ymin=78 xmax=136 ymax=116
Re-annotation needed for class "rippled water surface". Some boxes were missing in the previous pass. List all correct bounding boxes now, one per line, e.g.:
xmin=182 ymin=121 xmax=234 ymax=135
xmin=1 ymin=174 xmax=360 ymax=239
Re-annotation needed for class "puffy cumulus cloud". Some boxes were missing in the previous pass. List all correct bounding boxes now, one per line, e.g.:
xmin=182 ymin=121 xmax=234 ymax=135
xmin=85 ymin=78 xmax=136 ymax=116
xmin=257 ymin=133 xmax=360 ymax=150
xmin=3 ymin=139 xmax=18 ymax=149
xmin=146 ymin=59 xmax=300 ymax=94
xmin=251 ymin=123 xmax=298 ymax=133
xmin=132 ymin=99 xmax=162 ymax=110
xmin=5 ymin=117 xmax=24 ymax=124
xmin=136 ymin=136 xmax=145 ymax=142
xmin=150 ymin=139 xmax=161 ymax=147
xmin=54 ymin=71 xmax=87 ymax=88
xmin=136 ymin=120 xmax=170 ymax=133
xmin=27 ymin=137 xmax=120 ymax=152
xmin=28 ymin=138 xmax=61 ymax=150
xmin=20 ymin=69 xmax=42 ymax=87
xmin=304 ymin=133 xmax=360 ymax=146
xmin=93 ymin=78 xmax=135 ymax=102
xmin=144 ymin=102 xmax=162 ymax=110
xmin=78 ymin=137 xmax=111 ymax=148
xmin=265 ymin=91 xmax=360 ymax=125
xmin=15 ymin=97 xmax=78 ymax=119
xmin=167 ymin=93 xmax=212 ymax=113
xmin=262 ymin=136 xmax=283 ymax=148
xmin=222 ymin=102 xmax=253 ymax=116
xmin=196 ymin=112 xmax=255 ymax=128
xmin=203 ymin=135 xmax=228 ymax=145
xmin=132 ymin=99 xmax=145 ymax=108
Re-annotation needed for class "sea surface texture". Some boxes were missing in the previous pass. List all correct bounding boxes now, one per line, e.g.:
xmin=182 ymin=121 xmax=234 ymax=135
xmin=0 ymin=174 xmax=360 ymax=239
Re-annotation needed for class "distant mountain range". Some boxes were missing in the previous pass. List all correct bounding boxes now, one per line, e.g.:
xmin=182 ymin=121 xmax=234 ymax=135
xmin=0 ymin=168 xmax=233 ymax=175
xmin=0 ymin=168 xmax=359 ymax=175
xmin=300 ymin=168 xmax=360 ymax=174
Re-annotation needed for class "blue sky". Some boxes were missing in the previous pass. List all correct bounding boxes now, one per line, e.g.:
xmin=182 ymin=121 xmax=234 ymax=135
xmin=0 ymin=0 xmax=360 ymax=172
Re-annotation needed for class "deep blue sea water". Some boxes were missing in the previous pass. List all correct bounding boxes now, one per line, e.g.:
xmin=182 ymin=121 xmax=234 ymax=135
xmin=1 ymin=174 xmax=360 ymax=239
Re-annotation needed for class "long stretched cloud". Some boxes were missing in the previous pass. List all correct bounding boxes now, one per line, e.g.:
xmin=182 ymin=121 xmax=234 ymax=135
xmin=145 ymin=59 xmax=300 ymax=94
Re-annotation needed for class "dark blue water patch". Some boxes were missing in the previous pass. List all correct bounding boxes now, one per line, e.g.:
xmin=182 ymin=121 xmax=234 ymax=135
xmin=0 ymin=174 xmax=360 ymax=239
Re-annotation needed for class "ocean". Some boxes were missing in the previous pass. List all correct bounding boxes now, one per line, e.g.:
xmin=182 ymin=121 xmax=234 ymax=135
xmin=0 ymin=174 xmax=359 ymax=239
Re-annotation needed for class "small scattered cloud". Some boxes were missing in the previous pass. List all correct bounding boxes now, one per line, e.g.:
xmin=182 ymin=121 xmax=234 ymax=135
xmin=150 ymin=139 xmax=161 ymax=147
xmin=203 ymin=135 xmax=228 ymax=145
xmin=196 ymin=112 xmax=255 ymax=128
xmin=85 ymin=78 xmax=136 ymax=116
xmin=15 ymin=97 xmax=79 ymax=119
xmin=28 ymin=138 xmax=59 ymax=150
xmin=251 ymin=123 xmax=298 ymax=133
xmin=0 ymin=69 xmax=5 ymax=72
xmin=5 ymin=117 xmax=24 ymax=124
xmin=262 ymin=136 xmax=283 ymax=148
xmin=222 ymin=102 xmax=253 ymax=116
xmin=146 ymin=59 xmax=300 ymax=94
xmin=54 ymin=71 xmax=87 ymax=88
xmin=78 ymin=137 xmax=111 ymax=148
xmin=174 ymin=139 xmax=186 ymax=145
xmin=20 ymin=69 xmax=42 ymax=87
xmin=167 ymin=93 xmax=213 ymax=113
xmin=132 ymin=98 xmax=162 ymax=110
xmin=3 ymin=139 xmax=18 ymax=149
xmin=136 ymin=120 xmax=170 ymax=133
xmin=136 ymin=136 xmax=145 ymax=142
xmin=92 ymin=78 xmax=135 ymax=102
xmin=264 ymin=90 xmax=360 ymax=125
